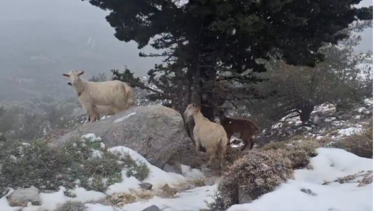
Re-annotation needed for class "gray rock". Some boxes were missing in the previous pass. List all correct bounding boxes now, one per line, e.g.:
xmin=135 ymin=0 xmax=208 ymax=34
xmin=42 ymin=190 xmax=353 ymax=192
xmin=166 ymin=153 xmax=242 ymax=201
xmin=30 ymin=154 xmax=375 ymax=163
xmin=300 ymin=188 xmax=317 ymax=196
xmin=142 ymin=205 xmax=162 ymax=211
xmin=54 ymin=105 xmax=200 ymax=169
xmin=162 ymin=162 xmax=182 ymax=175
xmin=8 ymin=186 xmax=40 ymax=206
xmin=139 ymin=182 xmax=153 ymax=191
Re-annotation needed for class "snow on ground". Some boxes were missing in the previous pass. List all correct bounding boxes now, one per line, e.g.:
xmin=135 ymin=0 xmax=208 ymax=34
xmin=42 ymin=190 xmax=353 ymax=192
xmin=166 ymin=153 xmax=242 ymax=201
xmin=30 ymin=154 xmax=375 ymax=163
xmin=108 ymin=146 xmax=187 ymax=191
xmin=0 ymin=133 xmax=209 ymax=211
xmin=227 ymin=148 xmax=373 ymax=211
xmin=121 ymin=185 xmax=217 ymax=211
xmin=0 ymin=197 xmax=21 ymax=211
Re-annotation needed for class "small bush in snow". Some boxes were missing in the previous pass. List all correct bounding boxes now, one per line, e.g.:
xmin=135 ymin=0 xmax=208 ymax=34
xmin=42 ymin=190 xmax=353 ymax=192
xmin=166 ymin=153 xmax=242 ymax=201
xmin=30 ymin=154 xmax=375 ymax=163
xmin=0 ymin=136 xmax=150 ymax=192
xmin=212 ymin=150 xmax=293 ymax=209
xmin=201 ymin=191 xmax=225 ymax=211
xmin=55 ymin=201 xmax=87 ymax=211
xmin=330 ymin=127 xmax=373 ymax=158
xmin=261 ymin=139 xmax=319 ymax=169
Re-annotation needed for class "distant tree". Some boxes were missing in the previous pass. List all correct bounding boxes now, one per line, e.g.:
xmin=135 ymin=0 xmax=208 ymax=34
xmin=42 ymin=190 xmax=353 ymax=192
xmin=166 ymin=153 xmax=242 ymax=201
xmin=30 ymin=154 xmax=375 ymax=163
xmin=89 ymin=73 xmax=107 ymax=82
xmin=14 ymin=113 xmax=45 ymax=140
xmin=242 ymin=33 xmax=372 ymax=125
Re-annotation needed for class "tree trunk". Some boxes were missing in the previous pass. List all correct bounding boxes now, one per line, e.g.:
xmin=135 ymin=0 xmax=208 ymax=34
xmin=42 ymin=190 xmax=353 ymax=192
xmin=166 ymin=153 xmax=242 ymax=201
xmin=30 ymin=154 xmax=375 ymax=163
xmin=299 ymin=100 xmax=314 ymax=123
xmin=200 ymin=64 xmax=216 ymax=121
xmin=184 ymin=66 xmax=197 ymax=147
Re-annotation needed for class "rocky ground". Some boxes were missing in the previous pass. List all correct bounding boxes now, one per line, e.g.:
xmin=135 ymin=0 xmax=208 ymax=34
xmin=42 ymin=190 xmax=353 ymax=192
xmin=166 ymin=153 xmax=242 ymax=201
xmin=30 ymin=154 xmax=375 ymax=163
xmin=0 ymin=98 xmax=372 ymax=211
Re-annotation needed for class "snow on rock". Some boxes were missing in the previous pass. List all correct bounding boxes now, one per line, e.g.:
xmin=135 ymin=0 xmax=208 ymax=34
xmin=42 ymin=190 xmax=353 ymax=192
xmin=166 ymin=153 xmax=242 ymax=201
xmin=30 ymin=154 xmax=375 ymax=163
xmin=108 ymin=146 xmax=186 ymax=190
xmin=227 ymin=148 xmax=373 ymax=211
xmin=113 ymin=112 xmax=136 ymax=123
xmin=100 ymin=115 xmax=112 ymax=120
xmin=181 ymin=165 xmax=205 ymax=181
xmin=312 ymin=103 xmax=336 ymax=116
xmin=336 ymin=126 xmax=363 ymax=139
xmin=121 ymin=184 xmax=217 ymax=211
xmin=364 ymin=98 xmax=373 ymax=106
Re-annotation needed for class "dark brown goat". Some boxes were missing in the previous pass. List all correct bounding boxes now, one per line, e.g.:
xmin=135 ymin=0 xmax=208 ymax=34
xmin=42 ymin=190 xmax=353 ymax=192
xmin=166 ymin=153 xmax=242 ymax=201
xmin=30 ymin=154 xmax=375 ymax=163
xmin=218 ymin=108 xmax=260 ymax=151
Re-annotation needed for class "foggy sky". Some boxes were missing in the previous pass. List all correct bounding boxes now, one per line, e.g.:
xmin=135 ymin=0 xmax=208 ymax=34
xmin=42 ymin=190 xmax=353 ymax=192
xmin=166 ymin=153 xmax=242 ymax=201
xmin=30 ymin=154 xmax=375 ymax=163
xmin=0 ymin=0 xmax=373 ymax=77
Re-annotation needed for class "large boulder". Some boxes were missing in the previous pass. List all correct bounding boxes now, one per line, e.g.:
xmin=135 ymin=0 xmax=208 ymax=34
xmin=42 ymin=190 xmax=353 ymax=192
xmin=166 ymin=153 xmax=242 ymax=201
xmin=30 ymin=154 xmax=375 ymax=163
xmin=8 ymin=186 xmax=41 ymax=206
xmin=53 ymin=105 xmax=203 ymax=170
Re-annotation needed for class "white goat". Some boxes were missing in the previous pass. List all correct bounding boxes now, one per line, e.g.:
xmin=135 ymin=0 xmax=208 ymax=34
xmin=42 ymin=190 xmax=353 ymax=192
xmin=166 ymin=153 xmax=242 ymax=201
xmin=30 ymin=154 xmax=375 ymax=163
xmin=63 ymin=70 xmax=134 ymax=122
xmin=68 ymin=82 xmax=118 ymax=121
xmin=184 ymin=103 xmax=228 ymax=169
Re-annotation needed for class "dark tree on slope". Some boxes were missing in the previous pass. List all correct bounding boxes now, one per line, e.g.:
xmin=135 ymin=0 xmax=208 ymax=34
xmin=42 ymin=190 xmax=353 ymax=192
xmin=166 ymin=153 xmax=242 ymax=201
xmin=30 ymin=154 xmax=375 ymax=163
xmin=84 ymin=0 xmax=372 ymax=121
xmin=239 ymin=32 xmax=373 ymax=127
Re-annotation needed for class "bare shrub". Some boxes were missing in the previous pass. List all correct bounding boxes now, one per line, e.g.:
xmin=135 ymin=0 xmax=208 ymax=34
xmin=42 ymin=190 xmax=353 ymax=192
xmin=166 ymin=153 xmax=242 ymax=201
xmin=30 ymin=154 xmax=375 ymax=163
xmin=211 ymin=150 xmax=293 ymax=209
xmin=0 ymin=136 xmax=150 ymax=192
xmin=261 ymin=139 xmax=319 ymax=169
xmin=330 ymin=128 xmax=372 ymax=158
xmin=55 ymin=201 xmax=87 ymax=211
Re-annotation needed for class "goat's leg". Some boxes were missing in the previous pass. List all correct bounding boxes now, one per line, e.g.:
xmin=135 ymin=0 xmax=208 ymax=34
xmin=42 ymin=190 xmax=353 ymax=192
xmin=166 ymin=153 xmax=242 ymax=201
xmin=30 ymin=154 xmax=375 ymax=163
xmin=218 ymin=151 xmax=225 ymax=170
xmin=241 ymin=138 xmax=249 ymax=151
xmin=194 ymin=137 xmax=202 ymax=152
xmin=87 ymin=104 xmax=100 ymax=122
xmin=206 ymin=155 xmax=216 ymax=168
xmin=249 ymin=137 xmax=255 ymax=150
xmin=226 ymin=132 xmax=233 ymax=146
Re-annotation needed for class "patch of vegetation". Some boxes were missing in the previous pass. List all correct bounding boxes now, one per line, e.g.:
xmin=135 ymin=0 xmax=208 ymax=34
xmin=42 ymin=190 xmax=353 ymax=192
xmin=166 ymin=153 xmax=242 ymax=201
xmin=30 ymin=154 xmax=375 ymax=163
xmin=201 ymin=191 xmax=225 ymax=211
xmin=330 ymin=128 xmax=373 ymax=158
xmin=207 ymin=150 xmax=293 ymax=209
xmin=0 ymin=135 xmax=150 ymax=192
xmin=261 ymin=139 xmax=319 ymax=169
xmin=55 ymin=201 xmax=87 ymax=211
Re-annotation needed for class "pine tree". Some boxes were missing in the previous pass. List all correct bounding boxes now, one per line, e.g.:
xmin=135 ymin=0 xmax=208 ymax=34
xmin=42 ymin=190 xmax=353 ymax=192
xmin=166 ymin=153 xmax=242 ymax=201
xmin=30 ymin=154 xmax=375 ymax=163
xmin=85 ymin=0 xmax=372 ymax=121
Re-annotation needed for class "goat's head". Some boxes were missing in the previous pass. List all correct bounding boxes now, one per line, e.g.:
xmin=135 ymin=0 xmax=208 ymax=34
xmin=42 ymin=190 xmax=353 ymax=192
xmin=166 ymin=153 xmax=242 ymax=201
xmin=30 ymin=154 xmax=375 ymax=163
xmin=184 ymin=103 xmax=201 ymax=117
xmin=216 ymin=106 xmax=229 ymax=117
xmin=63 ymin=70 xmax=84 ymax=86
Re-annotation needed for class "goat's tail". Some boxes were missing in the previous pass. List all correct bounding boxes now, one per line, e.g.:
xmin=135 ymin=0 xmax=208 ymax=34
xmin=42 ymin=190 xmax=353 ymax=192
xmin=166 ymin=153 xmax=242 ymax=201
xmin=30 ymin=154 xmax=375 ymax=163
xmin=122 ymin=83 xmax=135 ymax=107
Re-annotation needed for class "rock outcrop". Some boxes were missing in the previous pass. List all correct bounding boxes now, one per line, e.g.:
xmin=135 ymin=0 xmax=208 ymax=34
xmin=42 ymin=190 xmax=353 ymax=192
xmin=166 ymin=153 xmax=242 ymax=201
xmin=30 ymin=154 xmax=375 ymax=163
xmin=54 ymin=105 xmax=204 ymax=170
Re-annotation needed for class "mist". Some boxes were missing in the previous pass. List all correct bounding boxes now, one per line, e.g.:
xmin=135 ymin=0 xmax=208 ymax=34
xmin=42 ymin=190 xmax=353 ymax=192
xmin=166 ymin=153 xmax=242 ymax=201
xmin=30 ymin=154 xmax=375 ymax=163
xmin=0 ymin=0 xmax=372 ymax=104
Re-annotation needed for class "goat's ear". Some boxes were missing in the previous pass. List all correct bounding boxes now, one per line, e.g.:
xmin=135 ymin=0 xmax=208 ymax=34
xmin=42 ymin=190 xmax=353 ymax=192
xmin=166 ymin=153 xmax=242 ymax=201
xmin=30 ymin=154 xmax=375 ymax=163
xmin=63 ymin=73 xmax=70 ymax=77
xmin=78 ymin=71 xmax=85 ymax=76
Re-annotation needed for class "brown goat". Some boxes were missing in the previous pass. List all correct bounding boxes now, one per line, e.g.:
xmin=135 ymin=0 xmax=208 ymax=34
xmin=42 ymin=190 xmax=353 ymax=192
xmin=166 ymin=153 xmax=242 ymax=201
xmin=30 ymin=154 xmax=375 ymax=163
xmin=218 ymin=108 xmax=260 ymax=151
xmin=184 ymin=103 xmax=228 ymax=169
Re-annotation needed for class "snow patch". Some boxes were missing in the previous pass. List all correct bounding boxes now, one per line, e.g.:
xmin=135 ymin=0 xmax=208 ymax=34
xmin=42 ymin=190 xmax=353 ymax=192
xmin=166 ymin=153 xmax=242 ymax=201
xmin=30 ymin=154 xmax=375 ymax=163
xmin=337 ymin=127 xmax=363 ymax=138
xmin=122 ymin=185 xmax=217 ymax=211
xmin=113 ymin=112 xmax=136 ymax=123
xmin=108 ymin=146 xmax=186 ymax=189
xmin=227 ymin=148 xmax=373 ymax=211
